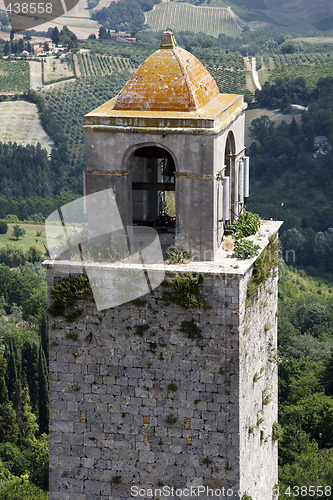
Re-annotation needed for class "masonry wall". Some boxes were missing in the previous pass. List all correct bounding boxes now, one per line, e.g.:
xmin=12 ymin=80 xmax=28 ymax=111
xmin=239 ymin=271 xmax=279 ymax=499
xmin=48 ymin=264 xmax=278 ymax=500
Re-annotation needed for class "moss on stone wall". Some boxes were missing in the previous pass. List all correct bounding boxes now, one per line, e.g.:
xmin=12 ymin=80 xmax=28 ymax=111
xmin=247 ymin=235 xmax=281 ymax=299
xmin=49 ymin=274 xmax=92 ymax=318
xmin=162 ymin=272 xmax=210 ymax=309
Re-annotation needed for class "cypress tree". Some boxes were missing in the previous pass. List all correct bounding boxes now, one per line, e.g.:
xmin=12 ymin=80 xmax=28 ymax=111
xmin=0 ymin=355 xmax=8 ymax=405
xmin=0 ymin=355 xmax=19 ymax=444
xmin=4 ymin=338 xmax=20 ymax=410
xmin=0 ymin=402 xmax=19 ymax=444
xmin=16 ymin=387 xmax=38 ymax=447
xmin=38 ymin=344 xmax=49 ymax=435
xmin=322 ymin=349 xmax=333 ymax=397
xmin=39 ymin=312 xmax=49 ymax=366
xmin=21 ymin=341 xmax=39 ymax=416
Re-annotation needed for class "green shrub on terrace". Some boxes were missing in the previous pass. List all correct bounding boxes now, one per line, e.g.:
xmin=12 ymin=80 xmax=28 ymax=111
xmin=230 ymin=210 xmax=260 ymax=238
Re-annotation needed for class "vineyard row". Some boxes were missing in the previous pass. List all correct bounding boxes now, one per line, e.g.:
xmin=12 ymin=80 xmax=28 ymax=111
xmin=145 ymin=2 xmax=241 ymax=38
xmin=76 ymin=52 xmax=135 ymax=78
xmin=269 ymin=62 xmax=333 ymax=89
xmin=271 ymin=51 xmax=333 ymax=68
xmin=0 ymin=60 xmax=30 ymax=93
xmin=207 ymin=66 xmax=251 ymax=96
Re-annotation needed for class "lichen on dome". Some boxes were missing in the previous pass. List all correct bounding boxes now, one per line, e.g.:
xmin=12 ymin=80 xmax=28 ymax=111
xmin=113 ymin=29 xmax=220 ymax=113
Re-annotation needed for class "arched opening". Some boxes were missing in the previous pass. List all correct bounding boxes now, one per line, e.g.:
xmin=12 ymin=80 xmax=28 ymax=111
xmin=129 ymin=145 xmax=176 ymax=252
xmin=224 ymin=131 xmax=236 ymax=221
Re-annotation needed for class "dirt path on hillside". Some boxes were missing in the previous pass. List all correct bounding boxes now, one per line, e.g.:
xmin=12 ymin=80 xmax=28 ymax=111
xmin=30 ymin=61 xmax=43 ymax=90
xmin=42 ymin=79 xmax=76 ymax=91
xmin=251 ymin=57 xmax=262 ymax=91
xmin=245 ymin=57 xmax=256 ymax=94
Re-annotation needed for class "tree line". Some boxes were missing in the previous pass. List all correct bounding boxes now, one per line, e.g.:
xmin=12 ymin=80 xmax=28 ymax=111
xmin=0 ymin=143 xmax=51 ymax=198
xmin=92 ymin=0 xmax=161 ymax=34
xmin=277 ymin=267 xmax=333 ymax=497
xmin=0 ymin=89 xmax=80 ymax=221
xmin=247 ymin=77 xmax=333 ymax=272
xmin=0 ymin=257 xmax=49 ymax=496
xmin=254 ymin=75 xmax=333 ymax=113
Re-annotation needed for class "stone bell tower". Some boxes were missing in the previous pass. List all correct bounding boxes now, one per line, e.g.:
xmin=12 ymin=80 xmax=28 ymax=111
xmin=46 ymin=30 xmax=281 ymax=500
xmin=83 ymin=29 xmax=248 ymax=261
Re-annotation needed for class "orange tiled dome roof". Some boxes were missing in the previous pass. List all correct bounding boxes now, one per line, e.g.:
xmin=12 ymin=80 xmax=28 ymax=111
xmin=114 ymin=29 xmax=220 ymax=112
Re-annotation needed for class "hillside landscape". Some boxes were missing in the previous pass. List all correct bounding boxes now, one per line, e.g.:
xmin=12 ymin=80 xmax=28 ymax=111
xmin=231 ymin=0 xmax=333 ymax=31
xmin=146 ymin=3 xmax=242 ymax=37
xmin=1 ymin=0 xmax=333 ymax=36
xmin=0 ymin=2 xmax=332 ymax=498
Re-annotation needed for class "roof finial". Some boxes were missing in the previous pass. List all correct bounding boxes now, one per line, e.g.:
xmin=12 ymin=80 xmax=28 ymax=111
xmin=160 ymin=28 xmax=177 ymax=49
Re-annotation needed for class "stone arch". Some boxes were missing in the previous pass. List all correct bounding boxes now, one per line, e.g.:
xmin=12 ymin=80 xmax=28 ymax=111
xmin=224 ymin=131 xmax=236 ymax=220
xmin=122 ymin=142 xmax=179 ymax=173
xmin=125 ymin=144 xmax=177 ymax=252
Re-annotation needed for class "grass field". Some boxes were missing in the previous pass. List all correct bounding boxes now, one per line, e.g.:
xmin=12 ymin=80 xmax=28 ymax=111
xmin=228 ymin=1 xmax=285 ymax=25
xmin=0 ymin=223 xmax=46 ymax=254
xmin=264 ymin=0 xmax=332 ymax=22
xmin=146 ymin=2 xmax=241 ymax=37
xmin=0 ymin=101 xmax=53 ymax=153
xmin=43 ymin=57 xmax=75 ymax=84
xmin=94 ymin=0 xmax=119 ymax=10
xmin=244 ymin=57 xmax=256 ymax=93
xmin=258 ymin=57 xmax=270 ymax=86
xmin=0 ymin=60 xmax=30 ymax=93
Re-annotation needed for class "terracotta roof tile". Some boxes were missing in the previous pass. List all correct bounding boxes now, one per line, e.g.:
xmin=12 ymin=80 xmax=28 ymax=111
xmin=114 ymin=29 xmax=219 ymax=112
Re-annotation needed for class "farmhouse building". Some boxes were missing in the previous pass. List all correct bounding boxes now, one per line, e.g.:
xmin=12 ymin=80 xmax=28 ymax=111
xmin=314 ymin=135 xmax=332 ymax=155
